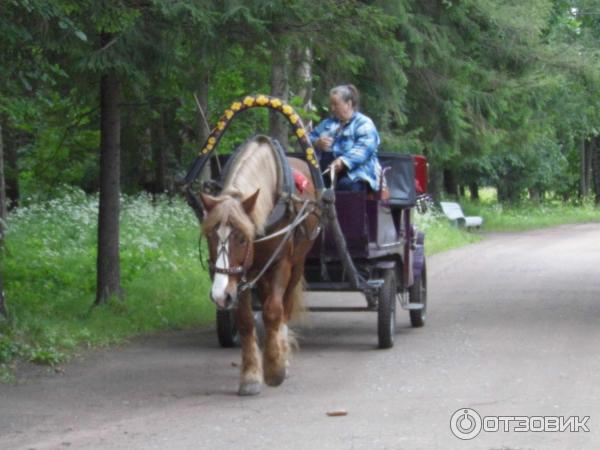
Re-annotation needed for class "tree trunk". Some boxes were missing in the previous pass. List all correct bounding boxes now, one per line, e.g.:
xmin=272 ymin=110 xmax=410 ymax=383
xmin=0 ymin=122 xmax=7 ymax=222
xmin=428 ymin=163 xmax=443 ymax=203
xmin=152 ymin=111 xmax=167 ymax=194
xmin=528 ymin=188 xmax=541 ymax=203
xmin=0 ymin=122 xmax=6 ymax=318
xmin=95 ymin=61 xmax=122 ymax=304
xmin=580 ymin=139 xmax=589 ymax=198
xmin=269 ymin=45 xmax=289 ymax=149
xmin=585 ymin=138 xmax=593 ymax=197
xmin=468 ymin=182 xmax=479 ymax=200
xmin=443 ymin=169 xmax=459 ymax=197
xmin=4 ymin=125 xmax=19 ymax=209
xmin=0 ymin=272 xmax=6 ymax=319
xmin=498 ymin=184 xmax=520 ymax=204
xmin=294 ymin=46 xmax=314 ymax=128
xmin=591 ymin=136 xmax=600 ymax=205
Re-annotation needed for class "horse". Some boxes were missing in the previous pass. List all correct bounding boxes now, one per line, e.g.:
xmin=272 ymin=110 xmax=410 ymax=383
xmin=198 ymin=135 xmax=319 ymax=396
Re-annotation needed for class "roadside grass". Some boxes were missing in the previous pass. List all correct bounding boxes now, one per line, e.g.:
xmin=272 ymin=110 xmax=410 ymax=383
xmin=415 ymin=208 xmax=482 ymax=256
xmin=461 ymin=198 xmax=600 ymax=232
xmin=417 ymin=189 xmax=600 ymax=255
xmin=460 ymin=187 xmax=600 ymax=230
xmin=0 ymin=188 xmax=212 ymax=382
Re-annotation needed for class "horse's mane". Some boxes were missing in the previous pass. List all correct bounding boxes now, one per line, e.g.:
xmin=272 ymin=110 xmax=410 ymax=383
xmin=203 ymin=136 xmax=280 ymax=237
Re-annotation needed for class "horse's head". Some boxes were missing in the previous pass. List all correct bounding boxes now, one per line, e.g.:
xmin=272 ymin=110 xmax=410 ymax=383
xmin=199 ymin=189 xmax=260 ymax=310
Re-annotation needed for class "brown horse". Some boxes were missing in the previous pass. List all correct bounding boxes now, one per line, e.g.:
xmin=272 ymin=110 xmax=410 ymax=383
xmin=198 ymin=136 xmax=319 ymax=396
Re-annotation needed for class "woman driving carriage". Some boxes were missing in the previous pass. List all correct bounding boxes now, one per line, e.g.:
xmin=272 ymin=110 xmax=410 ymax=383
xmin=309 ymin=84 xmax=382 ymax=192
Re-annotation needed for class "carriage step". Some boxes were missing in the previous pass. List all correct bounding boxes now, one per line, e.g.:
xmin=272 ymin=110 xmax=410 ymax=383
xmin=402 ymin=303 xmax=424 ymax=310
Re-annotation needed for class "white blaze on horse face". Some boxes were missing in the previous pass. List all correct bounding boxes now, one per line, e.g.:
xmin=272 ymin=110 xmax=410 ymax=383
xmin=211 ymin=225 xmax=231 ymax=307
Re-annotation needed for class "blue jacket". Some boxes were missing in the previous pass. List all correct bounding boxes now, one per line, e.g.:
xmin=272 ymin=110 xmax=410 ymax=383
xmin=309 ymin=112 xmax=382 ymax=191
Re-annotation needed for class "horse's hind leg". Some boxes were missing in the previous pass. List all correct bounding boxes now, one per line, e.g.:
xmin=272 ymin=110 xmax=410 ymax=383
xmin=235 ymin=290 xmax=263 ymax=396
xmin=262 ymin=261 xmax=292 ymax=387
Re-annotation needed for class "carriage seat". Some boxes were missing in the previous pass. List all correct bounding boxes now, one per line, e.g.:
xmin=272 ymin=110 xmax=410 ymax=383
xmin=378 ymin=152 xmax=417 ymax=208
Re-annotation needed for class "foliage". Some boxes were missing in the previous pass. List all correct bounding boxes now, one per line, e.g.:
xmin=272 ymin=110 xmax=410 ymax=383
xmin=1 ymin=0 xmax=599 ymax=199
xmin=0 ymin=190 xmax=213 ymax=378
xmin=415 ymin=207 xmax=482 ymax=255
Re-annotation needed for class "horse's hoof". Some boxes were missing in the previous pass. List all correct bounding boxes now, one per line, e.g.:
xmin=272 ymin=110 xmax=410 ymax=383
xmin=264 ymin=367 xmax=287 ymax=387
xmin=238 ymin=381 xmax=262 ymax=396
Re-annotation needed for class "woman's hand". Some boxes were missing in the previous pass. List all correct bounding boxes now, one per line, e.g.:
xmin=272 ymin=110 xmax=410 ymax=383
xmin=315 ymin=136 xmax=333 ymax=151
xmin=330 ymin=158 xmax=346 ymax=173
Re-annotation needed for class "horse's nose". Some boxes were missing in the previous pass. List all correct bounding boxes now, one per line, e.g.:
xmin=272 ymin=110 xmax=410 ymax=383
xmin=211 ymin=291 xmax=236 ymax=310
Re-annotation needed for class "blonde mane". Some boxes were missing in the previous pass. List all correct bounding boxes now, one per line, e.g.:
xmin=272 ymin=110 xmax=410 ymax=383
xmin=203 ymin=137 xmax=280 ymax=237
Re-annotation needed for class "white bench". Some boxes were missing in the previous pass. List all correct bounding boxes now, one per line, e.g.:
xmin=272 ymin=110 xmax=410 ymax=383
xmin=439 ymin=201 xmax=483 ymax=229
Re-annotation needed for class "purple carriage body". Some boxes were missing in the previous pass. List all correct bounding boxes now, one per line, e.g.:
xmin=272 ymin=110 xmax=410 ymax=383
xmin=305 ymin=153 xmax=426 ymax=290
xmin=302 ymin=152 xmax=429 ymax=347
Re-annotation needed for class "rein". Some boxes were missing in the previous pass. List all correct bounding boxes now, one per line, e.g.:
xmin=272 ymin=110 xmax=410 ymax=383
xmin=253 ymin=197 xmax=316 ymax=243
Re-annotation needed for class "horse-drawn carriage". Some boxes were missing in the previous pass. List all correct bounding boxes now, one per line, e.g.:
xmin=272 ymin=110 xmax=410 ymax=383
xmin=181 ymin=95 xmax=428 ymax=394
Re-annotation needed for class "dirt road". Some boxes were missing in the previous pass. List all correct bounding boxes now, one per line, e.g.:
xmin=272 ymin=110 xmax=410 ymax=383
xmin=2 ymin=223 xmax=600 ymax=449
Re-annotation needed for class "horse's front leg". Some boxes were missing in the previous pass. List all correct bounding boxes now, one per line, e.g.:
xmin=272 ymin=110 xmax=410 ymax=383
xmin=262 ymin=261 xmax=292 ymax=387
xmin=235 ymin=289 xmax=263 ymax=396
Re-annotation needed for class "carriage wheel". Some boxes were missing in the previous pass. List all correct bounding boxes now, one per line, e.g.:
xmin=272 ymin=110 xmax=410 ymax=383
xmin=377 ymin=269 xmax=396 ymax=349
xmin=409 ymin=261 xmax=427 ymax=327
xmin=216 ymin=309 xmax=240 ymax=348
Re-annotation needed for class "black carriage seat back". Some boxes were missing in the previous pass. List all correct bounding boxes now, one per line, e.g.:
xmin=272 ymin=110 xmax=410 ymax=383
xmin=378 ymin=152 xmax=416 ymax=207
xmin=219 ymin=135 xmax=296 ymax=234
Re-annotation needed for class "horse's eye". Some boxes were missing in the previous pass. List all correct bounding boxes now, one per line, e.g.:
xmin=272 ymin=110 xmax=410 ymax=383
xmin=238 ymin=235 xmax=247 ymax=245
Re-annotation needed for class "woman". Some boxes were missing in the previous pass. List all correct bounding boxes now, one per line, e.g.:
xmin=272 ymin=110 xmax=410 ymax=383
xmin=309 ymin=84 xmax=382 ymax=192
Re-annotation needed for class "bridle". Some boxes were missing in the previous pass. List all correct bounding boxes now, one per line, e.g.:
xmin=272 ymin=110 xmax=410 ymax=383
xmin=208 ymin=228 xmax=252 ymax=277
xmin=202 ymin=199 xmax=314 ymax=296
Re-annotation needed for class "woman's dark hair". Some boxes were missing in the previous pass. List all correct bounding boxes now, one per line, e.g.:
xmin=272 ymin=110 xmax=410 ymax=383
xmin=330 ymin=84 xmax=360 ymax=109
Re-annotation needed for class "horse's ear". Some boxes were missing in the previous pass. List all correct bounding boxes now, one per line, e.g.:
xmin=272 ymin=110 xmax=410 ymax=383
xmin=242 ymin=189 xmax=260 ymax=215
xmin=198 ymin=192 xmax=218 ymax=214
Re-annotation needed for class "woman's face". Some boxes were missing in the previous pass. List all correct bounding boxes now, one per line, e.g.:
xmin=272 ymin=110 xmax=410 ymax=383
xmin=329 ymin=94 xmax=354 ymax=122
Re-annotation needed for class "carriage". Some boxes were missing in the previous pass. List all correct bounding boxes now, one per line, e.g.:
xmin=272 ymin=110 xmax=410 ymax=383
xmin=182 ymin=95 xmax=428 ymax=351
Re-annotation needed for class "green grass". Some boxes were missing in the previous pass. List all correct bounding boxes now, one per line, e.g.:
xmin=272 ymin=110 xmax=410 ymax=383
xmin=415 ymin=208 xmax=482 ymax=256
xmin=462 ymin=198 xmax=600 ymax=231
xmin=417 ymin=188 xmax=600 ymax=255
xmin=0 ymin=188 xmax=213 ymax=381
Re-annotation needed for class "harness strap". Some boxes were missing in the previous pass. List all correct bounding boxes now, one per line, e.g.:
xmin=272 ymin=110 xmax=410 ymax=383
xmin=253 ymin=197 xmax=318 ymax=243
xmin=239 ymin=199 xmax=312 ymax=292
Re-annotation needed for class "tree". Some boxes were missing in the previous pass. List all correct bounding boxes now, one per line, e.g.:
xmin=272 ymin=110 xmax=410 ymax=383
xmin=0 ymin=122 xmax=7 ymax=221
xmin=0 ymin=122 xmax=6 ymax=318
xmin=95 ymin=36 xmax=123 ymax=304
